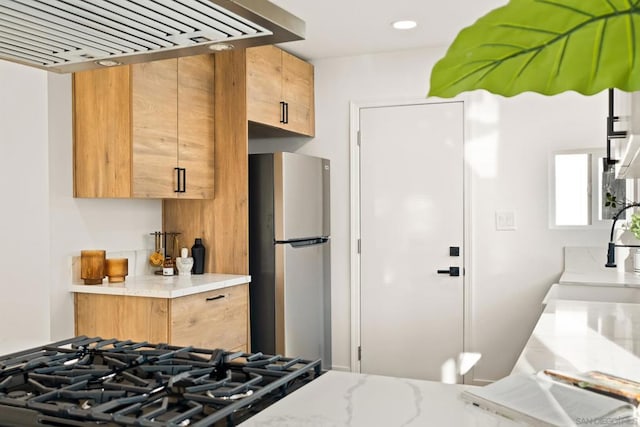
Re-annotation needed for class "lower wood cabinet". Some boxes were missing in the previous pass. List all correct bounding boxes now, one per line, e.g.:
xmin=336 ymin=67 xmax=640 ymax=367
xmin=74 ymin=284 xmax=249 ymax=352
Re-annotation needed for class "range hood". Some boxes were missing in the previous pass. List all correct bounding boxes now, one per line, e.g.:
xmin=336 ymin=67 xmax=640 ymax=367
xmin=0 ymin=0 xmax=304 ymax=73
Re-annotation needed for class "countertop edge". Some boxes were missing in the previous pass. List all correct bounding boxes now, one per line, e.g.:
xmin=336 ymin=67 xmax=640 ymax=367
xmin=559 ymin=271 xmax=640 ymax=287
xmin=69 ymin=274 xmax=251 ymax=298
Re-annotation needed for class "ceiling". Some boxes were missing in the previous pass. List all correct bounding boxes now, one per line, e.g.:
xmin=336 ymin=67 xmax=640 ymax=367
xmin=269 ymin=0 xmax=508 ymax=60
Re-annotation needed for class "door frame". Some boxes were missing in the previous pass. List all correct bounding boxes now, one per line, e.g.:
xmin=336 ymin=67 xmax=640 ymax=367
xmin=349 ymin=97 xmax=475 ymax=382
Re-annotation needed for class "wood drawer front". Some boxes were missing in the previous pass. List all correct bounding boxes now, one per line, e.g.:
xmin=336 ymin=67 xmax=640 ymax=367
xmin=170 ymin=284 xmax=248 ymax=350
xmin=75 ymin=294 xmax=169 ymax=343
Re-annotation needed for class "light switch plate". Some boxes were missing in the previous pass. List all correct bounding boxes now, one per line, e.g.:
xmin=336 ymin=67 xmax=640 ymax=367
xmin=496 ymin=210 xmax=517 ymax=231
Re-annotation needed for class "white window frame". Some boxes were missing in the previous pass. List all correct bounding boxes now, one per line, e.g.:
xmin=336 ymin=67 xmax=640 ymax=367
xmin=548 ymin=148 xmax=636 ymax=230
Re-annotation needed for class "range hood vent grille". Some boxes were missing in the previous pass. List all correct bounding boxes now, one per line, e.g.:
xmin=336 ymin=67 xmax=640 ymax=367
xmin=0 ymin=0 xmax=304 ymax=73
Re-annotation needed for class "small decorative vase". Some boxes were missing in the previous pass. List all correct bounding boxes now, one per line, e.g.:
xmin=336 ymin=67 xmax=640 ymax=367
xmin=176 ymin=257 xmax=194 ymax=276
xmin=81 ymin=250 xmax=106 ymax=285
xmin=105 ymin=258 xmax=128 ymax=283
xmin=176 ymin=248 xmax=193 ymax=276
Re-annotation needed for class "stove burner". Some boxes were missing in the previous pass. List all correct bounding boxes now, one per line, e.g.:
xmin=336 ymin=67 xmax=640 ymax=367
xmin=7 ymin=390 xmax=30 ymax=399
xmin=0 ymin=336 xmax=322 ymax=426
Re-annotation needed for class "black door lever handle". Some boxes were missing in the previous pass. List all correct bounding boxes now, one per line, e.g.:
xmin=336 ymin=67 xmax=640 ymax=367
xmin=437 ymin=267 xmax=460 ymax=277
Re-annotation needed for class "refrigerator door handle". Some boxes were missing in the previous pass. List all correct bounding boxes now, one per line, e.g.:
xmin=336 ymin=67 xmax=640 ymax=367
xmin=275 ymin=237 xmax=329 ymax=247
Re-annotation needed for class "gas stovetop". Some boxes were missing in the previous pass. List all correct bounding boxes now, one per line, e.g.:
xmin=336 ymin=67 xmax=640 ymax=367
xmin=0 ymin=336 xmax=322 ymax=426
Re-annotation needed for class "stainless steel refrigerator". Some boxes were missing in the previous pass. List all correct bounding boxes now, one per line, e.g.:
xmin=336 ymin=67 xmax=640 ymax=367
xmin=249 ymin=152 xmax=331 ymax=366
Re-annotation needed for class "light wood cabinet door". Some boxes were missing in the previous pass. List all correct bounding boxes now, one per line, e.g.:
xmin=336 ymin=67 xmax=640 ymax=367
xmin=246 ymin=45 xmax=315 ymax=137
xmin=177 ymin=55 xmax=215 ymax=199
xmin=73 ymin=55 xmax=215 ymax=199
xmin=74 ymin=284 xmax=249 ymax=351
xmin=132 ymin=59 xmax=179 ymax=198
xmin=73 ymin=66 xmax=132 ymax=198
xmin=171 ymin=284 xmax=249 ymax=351
xmin=246 ymin=45 xmax=283 ymax=128
xmin=282 ymin=50 xmax=315 ymax=136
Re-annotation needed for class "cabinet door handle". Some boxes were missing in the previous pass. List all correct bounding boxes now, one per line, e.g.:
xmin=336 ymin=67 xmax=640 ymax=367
xmin=284 ymin=102 xmax=289 ymax=124
xmin=174 ymin=167 xmax=181 ymax=193
xmin=206 ymin=295 xmax=225 ymax=302
xmin=180 ymin=168 xmax=186 ymax=193
xmin=280 ymin=101 xmax=286 ymax=123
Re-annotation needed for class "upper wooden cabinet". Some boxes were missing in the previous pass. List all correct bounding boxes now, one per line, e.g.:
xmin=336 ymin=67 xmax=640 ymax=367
xmin=246 ymin=45 xmax=315 ymax=137
xmin=73 ymin=55 xmax=215 ymax=199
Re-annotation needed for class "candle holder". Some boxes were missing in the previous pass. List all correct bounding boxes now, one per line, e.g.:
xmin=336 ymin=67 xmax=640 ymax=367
xmin=106 ymin=258 xmax=128 ymax=283
xmin=81 ymin=250 xmax=106 ymax=285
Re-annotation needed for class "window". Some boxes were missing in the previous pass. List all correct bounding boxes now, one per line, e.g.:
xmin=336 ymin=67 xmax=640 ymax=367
xmin=549 ymin=149 xmax=635 ymax=229
xmin=554 ymin=153 xmax=590 ymax=226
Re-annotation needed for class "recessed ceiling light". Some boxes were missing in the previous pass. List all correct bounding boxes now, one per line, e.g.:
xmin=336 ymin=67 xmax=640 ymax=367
xmin=392 ymin=20 xmax=418 ymax=30
xmin=208 ymin=43 xmax=234 ymax=52
xmin=95 ymin=59 xmax=122 ymax=67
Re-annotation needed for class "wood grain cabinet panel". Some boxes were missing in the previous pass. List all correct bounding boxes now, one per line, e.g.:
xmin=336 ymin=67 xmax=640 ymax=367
xmin=132 ymin=59 xmax=179 ymax=198
xmin=170 ymin=285 xmax=248 ymax=351
xmin=74 ymin=284 xmax=249 ymax=351
xmin=246 ymin=45 xmax=315 ymax=137
xmin=246 ymin=45 xmax=283 ymax=130
xmin=177 ymin=55 xmax=216 ymax=200
xmin=74 ymin=293 xmax=170 ymax=344
xmin=281 ymin=50 xmax=315 ymax=136
xmin=73 ymin=55 xmax=215 ymax=199
xmin=73 ymin=66 xmax=132 ymax=198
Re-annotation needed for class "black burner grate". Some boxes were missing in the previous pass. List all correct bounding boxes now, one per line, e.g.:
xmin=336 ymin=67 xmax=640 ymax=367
xmin=0 ymin=336 xmax=322 ymax=427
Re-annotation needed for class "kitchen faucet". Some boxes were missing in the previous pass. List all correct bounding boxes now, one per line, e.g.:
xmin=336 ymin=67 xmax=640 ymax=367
xmin=606 ymin=202 xmax=640 ymax=267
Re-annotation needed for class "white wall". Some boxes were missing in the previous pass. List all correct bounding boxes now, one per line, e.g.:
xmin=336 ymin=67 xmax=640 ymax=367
xmin=0 ymin=61 xmax=51 ymax=353
xmin=466 ymin=90 xmax=609 ymax=382
xmin=0 ymin=63 xmax=162 ymax=350
xmin=251 ymin=46 xmax=610 ymax=380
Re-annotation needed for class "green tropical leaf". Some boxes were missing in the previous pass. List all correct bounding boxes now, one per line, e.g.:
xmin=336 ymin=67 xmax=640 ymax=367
xmin=429 ymin=0 xmax=640 ymax=98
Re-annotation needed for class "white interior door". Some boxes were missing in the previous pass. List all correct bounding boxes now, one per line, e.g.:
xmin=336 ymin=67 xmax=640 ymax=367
xmin=359 ymin=101 xmax=464 ymax=382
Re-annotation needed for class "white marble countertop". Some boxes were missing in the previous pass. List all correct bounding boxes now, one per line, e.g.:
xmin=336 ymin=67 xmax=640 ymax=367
xmin=240 ymin=371 xmax=518 ymax=427
xmin=242 ymin=246 xmax=640 ymax=427
xmin=508 ymin=247 xmax=640 ymax=416
xmin=559 ymin=247 xmax=640 ymax=286
xmin=512 ymin=298 xmax=640 ymax=383
xmin=69 ymin=273 xmax=251 ymax=298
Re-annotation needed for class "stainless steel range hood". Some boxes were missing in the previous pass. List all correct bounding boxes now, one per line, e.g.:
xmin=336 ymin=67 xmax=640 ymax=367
xmin=0 ymin=0 xmax=305 ymax=73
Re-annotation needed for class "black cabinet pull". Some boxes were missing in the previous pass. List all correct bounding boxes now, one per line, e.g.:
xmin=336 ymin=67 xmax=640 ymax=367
xmin=206 ymin=295 xmax=225 ymax=302
xmin=283 ymin=102 xmax=289 ymax=124
xmin=280 ymin=101 xmax=286 ymax=123
xmin=180 ymin=168 xmax=186 ymax=193
xmin=174 ymin=167 xmax=181 ymax=193
xmin=437 ymin=267 xmax=460 ymax=277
